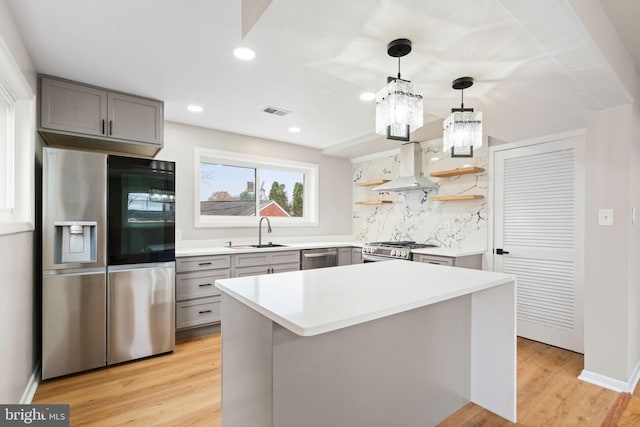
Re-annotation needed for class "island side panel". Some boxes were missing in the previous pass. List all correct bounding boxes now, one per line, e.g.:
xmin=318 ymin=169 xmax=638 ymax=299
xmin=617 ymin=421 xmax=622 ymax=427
xmin=221 ymin=294 xmax=273 ymax=427
xmin=470 ymin=281 xmax=517 ymax=422
xmin=271 ymin=295 xmax=472 ymax=427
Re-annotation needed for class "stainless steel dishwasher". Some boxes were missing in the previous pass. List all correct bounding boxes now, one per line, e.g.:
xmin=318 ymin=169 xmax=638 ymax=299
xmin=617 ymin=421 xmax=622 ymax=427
xmin=301 ymin=248 xmax=338 ymax=270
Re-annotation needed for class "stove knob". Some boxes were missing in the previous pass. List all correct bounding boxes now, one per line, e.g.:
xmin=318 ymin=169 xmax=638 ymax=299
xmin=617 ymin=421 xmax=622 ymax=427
xmin=402 ymin=250 xmax=409 ymax=259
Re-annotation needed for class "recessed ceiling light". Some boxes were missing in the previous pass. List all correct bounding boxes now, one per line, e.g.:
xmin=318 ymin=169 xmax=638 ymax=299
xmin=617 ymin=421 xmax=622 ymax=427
xmin=430 ymin=157 xmax=440 ymax=162
xmin=360 ymin=92 xmax=375 ymax=101
xmin=233 ymin=47 xmax=256 ymax=61
xmin=187 ymin=105 xmax=203 ymax=113
xmin=288 ymin=126 xmax=301 ymax=133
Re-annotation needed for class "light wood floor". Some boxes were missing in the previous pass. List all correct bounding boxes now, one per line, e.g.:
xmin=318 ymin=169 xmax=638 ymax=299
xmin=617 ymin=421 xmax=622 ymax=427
xmin=33 ymin=333 xmax=639 ymax=426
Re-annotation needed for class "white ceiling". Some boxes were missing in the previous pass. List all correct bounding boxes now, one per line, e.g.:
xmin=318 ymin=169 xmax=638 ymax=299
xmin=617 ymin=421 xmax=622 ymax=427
xmin=6 ymin=0 xmax=640 ymax=158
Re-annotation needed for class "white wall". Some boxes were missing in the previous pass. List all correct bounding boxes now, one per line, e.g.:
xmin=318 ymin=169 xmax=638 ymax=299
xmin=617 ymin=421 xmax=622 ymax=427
xmin=583 ymin=104 xmax=640 ymax=385
xmin=156 ymin=121 xmax=352 ymax=241
xmin=0 ymin=0 xmax=38 ymax=403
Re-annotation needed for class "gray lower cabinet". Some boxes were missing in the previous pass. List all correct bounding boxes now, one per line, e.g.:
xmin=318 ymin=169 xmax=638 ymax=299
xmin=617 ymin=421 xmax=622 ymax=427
xmin=175 ymin=255 xmax=231 ymax=330
xmin=39 ymin=75 xmax=163 ymax=156
xmin=352 ymin=247 xmax=363 ymax=264
xmin=338 ymin=248 xmax=352 ymax=266
xmin=413 ymin=253 xmax=482 ymax=269
xmin=232 ymin=250 xmax=301 ymax=277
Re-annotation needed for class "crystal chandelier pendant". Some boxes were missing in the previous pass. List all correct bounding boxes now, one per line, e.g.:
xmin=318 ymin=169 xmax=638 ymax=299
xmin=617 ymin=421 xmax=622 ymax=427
xmin=375 ymin=79 xmax=423 ymax=135
xmin=442 ymin=77 xmax=482 ymax=157
xmin=375 ymin=39 xmax=424 ymax=141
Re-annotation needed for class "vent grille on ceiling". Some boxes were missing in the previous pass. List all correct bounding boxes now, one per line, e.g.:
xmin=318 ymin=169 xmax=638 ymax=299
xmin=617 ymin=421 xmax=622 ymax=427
xmin=263 ymin=106 xmax=291 ymax=116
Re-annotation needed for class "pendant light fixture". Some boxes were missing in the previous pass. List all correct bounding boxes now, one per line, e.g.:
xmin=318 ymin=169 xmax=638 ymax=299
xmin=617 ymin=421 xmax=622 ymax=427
xmin=442 ymin=77 xmax=482 ymax=157
xmin=375 ymin=39 xmax=423 ymax=141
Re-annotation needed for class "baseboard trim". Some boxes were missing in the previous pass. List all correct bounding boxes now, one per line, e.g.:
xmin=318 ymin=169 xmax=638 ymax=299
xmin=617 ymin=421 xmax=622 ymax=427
xmin=579 ymin=369 xmax=631 ymax=392
xmin=628 ymin=359 xmax=640 ymax=394
xmin=20 ymin=359 xmax=41 ymax=404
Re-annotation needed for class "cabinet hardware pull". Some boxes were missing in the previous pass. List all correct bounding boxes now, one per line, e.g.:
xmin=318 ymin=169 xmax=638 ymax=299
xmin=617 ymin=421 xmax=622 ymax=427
xmin=198 ymin=283 xmax=212 ymax=287
xmin=101 ymin=119 xmax=105 ymax=134
xmin=109 ymin=120 xmax=113 ymax=135
xmin=198 ymin=262 xmax=212 ymax=266
xmin=198 ymin=310 xmax=212 ymax=314
xmin=495 ymin=248 xmax=510 ymax=255
xmin=428 ymin=262 xmax=440 ymax=265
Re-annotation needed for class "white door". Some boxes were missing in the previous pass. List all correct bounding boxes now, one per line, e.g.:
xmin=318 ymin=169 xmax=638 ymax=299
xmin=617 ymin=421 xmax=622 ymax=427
xmin=493 ymin=135 xmax=583 ymax=353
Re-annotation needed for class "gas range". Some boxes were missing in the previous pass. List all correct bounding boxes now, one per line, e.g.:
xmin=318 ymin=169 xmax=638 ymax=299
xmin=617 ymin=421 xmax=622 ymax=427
xmin=361 ymin=241 xmax=438 ymax=262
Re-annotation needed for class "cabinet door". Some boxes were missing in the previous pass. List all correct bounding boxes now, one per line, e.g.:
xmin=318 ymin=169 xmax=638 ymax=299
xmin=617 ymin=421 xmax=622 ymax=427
xmin=271 ymin=262 xmax=300 ymax=274
xmin=234 ymin=265 xmax=270 ymax=277
xmin=338 ymin=248 xmax=352 ymax=265
xmin=352 ymin=248 xmax=363 ymax=264
xmin=40 ymin=77 xmax=107 ymax=136
xmin=108 ymin=92 xmax=163 ymax=145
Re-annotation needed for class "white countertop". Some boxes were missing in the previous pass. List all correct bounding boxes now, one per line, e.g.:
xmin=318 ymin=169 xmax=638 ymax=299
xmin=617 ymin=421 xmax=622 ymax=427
xmin=215 ymin=260 xmax=514 ymax=337
xmin=176 ymin=241 xmax=361 ymax=257
xmin=176 ymin=238 xmax=484 ymax=258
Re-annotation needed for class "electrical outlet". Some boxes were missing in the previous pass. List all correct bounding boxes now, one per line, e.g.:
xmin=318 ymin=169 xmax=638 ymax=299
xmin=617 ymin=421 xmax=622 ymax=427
xmin=598 ymin=209 xmax=614 ymax=226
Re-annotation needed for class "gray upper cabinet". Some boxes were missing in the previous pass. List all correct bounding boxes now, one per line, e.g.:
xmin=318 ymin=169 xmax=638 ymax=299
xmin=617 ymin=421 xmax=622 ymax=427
xmin=107 ymin=91 xmax=163 ymax=144
xmin=38 ymin=75 xmax=163 ymax=157
xmin=40 ymin=78 xmax=108 ymax=137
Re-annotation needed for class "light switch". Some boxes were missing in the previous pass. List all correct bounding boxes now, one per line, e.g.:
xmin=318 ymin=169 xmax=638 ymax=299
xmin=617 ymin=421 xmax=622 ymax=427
xmin=633 ymin=208 xmax=637 ymax=225
xmin=598 ymin=209 xmax=614 ymax=226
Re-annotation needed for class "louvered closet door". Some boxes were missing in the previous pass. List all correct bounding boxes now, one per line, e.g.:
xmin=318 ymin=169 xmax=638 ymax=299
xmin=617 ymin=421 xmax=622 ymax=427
xmin=494 ymin=136 xmax=583 ymax=353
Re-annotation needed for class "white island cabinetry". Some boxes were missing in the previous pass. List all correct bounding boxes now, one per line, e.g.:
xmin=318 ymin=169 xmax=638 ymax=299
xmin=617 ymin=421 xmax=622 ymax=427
xmin=216 ymin=261 xmax=516 ymax=427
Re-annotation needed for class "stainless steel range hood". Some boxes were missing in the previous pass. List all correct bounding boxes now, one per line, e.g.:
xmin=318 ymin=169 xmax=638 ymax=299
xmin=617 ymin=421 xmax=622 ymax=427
xmin=373 ymin=142 xmax=438 ymax=191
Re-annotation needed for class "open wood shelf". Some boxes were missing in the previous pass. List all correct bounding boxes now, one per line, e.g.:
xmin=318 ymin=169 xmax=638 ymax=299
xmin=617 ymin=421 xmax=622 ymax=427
xmin=430 ymin=167 xmax=485 ymax=178
xmin=355 ymin=179 xmax=390 ymax=187
xmin=354 ymin=200 xmax=394 ymax=205
xmin=429 ymin=195 xmax=484 ymax=201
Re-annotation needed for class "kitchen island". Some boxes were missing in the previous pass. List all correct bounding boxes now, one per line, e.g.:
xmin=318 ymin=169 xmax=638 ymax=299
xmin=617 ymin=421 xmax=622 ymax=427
xmin=215 ymin=261 xmax=516 ymax=426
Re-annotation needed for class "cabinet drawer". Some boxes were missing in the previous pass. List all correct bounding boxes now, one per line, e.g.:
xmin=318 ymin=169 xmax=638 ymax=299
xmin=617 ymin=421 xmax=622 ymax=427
xmin=176 ymin=270 xmax=229 ymax=301
xmin=176 ymin=297 xmax=221 ymax=329
xmin=176 ymin=255 xmax=231 ymax=273
xmin=413 ymin=254 xmax=454 ymax=266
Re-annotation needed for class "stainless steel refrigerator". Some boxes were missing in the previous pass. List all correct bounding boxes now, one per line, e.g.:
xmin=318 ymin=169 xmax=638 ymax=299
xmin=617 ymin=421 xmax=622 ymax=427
xmin=42 ymin=147 xmax=175 ymax=380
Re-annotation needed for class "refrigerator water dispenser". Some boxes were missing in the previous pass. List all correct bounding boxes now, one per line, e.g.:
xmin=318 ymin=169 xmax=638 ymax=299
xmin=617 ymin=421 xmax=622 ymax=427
xmin=54 ymin=221 xmax=97 ymax=263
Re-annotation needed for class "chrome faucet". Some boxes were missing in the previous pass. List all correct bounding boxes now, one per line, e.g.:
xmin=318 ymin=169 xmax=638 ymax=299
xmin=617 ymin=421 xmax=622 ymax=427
xmin=258 ymin=217 xmax=272 ymax=247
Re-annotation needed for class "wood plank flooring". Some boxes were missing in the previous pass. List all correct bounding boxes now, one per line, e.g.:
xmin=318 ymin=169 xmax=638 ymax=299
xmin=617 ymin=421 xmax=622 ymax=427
xmin=32 ymin=334 xmax=637 ymax=426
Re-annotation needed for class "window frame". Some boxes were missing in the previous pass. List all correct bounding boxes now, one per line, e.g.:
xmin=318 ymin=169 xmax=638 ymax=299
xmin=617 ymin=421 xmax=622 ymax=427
xmin=0 ymin=37 xmax=35 ymax=235
xmin=194 ymin=147 xmax=319 ymax=228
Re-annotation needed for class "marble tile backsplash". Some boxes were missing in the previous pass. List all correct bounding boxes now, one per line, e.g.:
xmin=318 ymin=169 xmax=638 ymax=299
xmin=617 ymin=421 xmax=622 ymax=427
xmin=353 ymin=140 xmax=488 ymax=249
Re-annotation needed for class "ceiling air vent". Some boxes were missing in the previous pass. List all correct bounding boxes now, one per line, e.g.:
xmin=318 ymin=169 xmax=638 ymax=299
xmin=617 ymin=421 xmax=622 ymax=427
xmin=263 ymin=105 xmax=291 ymax=116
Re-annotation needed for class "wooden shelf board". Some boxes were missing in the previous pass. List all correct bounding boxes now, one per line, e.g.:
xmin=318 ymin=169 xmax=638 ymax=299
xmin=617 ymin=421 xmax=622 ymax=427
xmin=429 ymin=195 xmax=484 ymax=201
xmin=355 ymin=200 xmax=394 ymax=205
xmin=430 ymin=167 xmax=485 ymax=178
xmin=356 ymin=179 xmax=390 ymax=187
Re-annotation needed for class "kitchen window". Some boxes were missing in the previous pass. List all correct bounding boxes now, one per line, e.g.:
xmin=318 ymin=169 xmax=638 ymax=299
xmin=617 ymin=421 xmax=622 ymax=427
xmin=195 ymin=147 xmax=318 ymax=227
xmin=0 ymin=37 xmax=35 ymax=235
